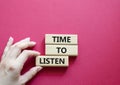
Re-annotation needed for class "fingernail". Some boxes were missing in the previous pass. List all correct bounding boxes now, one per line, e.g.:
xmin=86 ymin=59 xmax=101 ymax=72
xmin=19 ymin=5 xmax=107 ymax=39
xmin=35 ymin=52 xmax=40 ymax=56
xmin=37 ymin=52 xmax=40 ymax=55
xmin=36 ymin=66 xmax=43 ymax=71
xmin=25 ymin=37 xmax=30 ymax=41
xmin=9 ymin=36 xmax=13 ymax=41
xmin=31 ymin=41 xmax=36 ymax=45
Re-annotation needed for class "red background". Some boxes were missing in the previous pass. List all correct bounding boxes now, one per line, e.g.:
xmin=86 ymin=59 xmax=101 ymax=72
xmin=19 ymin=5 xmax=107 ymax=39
xmin=0 ymin=0 xmax=120 ymax=85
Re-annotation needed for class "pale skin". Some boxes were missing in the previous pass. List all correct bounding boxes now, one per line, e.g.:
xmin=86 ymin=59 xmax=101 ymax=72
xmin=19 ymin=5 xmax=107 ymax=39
xmin=0 ymin=37 xmax=42 ymax=85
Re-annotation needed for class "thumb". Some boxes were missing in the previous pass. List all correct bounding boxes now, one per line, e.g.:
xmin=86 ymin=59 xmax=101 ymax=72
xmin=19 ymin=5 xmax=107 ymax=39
xmin=20 ymin=66 xmax=42 ymax=84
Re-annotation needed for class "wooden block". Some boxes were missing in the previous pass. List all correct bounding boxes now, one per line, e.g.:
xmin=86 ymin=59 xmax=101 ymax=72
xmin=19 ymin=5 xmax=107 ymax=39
xmin=45 ymin=34 xmax=78 ymax=45
xmin=36 ymin=56 xmax=69 ymax=67
xmin=45 ymin=45 xmax=78 ymax=56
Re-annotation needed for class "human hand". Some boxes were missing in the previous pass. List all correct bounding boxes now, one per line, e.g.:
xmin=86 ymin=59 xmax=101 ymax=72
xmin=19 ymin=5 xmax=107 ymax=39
xmin=0 ymin=37 xmax=42 ymax=85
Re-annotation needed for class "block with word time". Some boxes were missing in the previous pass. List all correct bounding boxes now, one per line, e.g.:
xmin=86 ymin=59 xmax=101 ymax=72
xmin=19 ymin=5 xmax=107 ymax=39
xmin=45 ymin=34 xmax=78 ymax=45
xmin=36 ymin=56 xmax=69 ymax=67
xmin=45 ymin=45 xmax=78 ymax=56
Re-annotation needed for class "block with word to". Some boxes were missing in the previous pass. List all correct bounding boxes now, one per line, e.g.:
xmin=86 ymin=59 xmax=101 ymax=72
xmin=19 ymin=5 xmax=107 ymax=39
xmin=36 ymin=56 xmax=69 ymax=67
xmin=45 ymin=34 xmax=78 ymax=45
xmin=45 ymin=45 xmax=78 ymax=56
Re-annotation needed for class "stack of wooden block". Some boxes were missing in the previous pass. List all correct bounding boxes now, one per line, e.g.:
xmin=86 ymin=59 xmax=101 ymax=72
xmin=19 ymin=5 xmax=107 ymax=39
xmin=36 ymin=34 xmax=78 ymax=67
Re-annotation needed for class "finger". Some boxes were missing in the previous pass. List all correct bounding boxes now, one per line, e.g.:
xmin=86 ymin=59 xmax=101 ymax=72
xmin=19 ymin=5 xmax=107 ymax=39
xmin=1 ymin=37 xmax=14 ymax=60
xmin=7 ymin=41 xmax=36 ymax=59
xmin=4 ymin=37 xmax=14 ymax=54
xmin=16 ymin=50 xmax=40 ymax=69
xmin=14 ymin=41 xmax=36 ymax=49
xmin=13 ymin=37 xmax=30 ymax=46
xmin=20 ymin=66 xmax=42 ymax=84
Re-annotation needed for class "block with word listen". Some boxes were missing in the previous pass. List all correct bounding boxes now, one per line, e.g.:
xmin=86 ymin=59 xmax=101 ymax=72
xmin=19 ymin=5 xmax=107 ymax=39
xmin=45 ymin=45 xmax=78 ymax=56
xmin=36 ymin=56 xmax=69 ymax=67
xmin=45 ymin=34 xmax=78 ymax=45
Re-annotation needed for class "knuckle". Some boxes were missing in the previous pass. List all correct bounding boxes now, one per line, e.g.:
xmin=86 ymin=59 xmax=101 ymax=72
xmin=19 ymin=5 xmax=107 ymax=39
xmin=22 ymin=50 xmax=31 ymax=55
xmin=6 ymin=61 xmax=17 ymax=72
xmin=23 ymin=50 xmax=29 ymax=54
xmin=0 ymin=62 xmax=6 ymax=69
xmin=4 ymin=47 xmax=8 ymax=53
xmin=8 ymin=66 xmax=16 ymax=71
xmin=11 ymin=45 xmax=19 ymax=50
xmin=13 ymin=45 xmax=20 ymax=49
xmin=30 ymin=71 xmax=36 ymax=77
xmin=7 ymin=64 xmax=16 ymax=71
